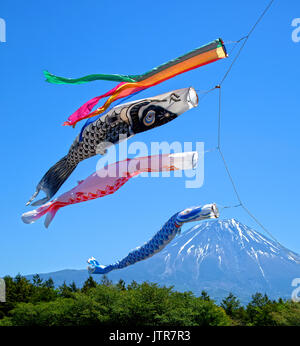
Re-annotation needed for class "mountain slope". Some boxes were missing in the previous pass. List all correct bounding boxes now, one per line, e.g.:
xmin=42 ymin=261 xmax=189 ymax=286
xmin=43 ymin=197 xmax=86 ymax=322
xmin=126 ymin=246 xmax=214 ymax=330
xmin=26 ymin=219 xmax=300 ymax=303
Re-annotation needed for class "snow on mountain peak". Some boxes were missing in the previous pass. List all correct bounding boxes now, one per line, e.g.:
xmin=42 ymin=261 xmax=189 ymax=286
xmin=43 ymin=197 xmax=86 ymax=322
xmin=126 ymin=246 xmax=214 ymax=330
xmin=167 ymin=218 xmax=299 ymax=266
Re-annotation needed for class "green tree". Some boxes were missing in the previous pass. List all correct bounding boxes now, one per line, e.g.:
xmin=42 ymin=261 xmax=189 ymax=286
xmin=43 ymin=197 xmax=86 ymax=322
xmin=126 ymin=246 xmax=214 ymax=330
xmin=69 ymin=281 xmax=79 ymax=292
xmin=199 ymin=290 xmax=210 ymax=301
xmin=246 ymin=293 xmax=276 ymax=326
xmin=221 ymin=293 xmax=241 ymax=316
xmin=81 ymin=276 xmax=97 ymax=293
xmin=269 ymin=301 xmax=300 ymax=326
xmin=116 ymin=279 xmax=126 ymax=291
xmin=6 ymin=274 xmax=34 ymax=303
xmin=0 ymin=296 xmax=105 ymax=326
xmin=127 ymin=280 xmax=138 ymax=290
xmin=43 ymin=278 xmax=54 ymax=289
xmin=100 ymin=275 xmax=112 ymax=287
xmin=4 ymin=273 xmax=300 ymax=327
xmin=59 ymin=281 xmax=74 ymax=298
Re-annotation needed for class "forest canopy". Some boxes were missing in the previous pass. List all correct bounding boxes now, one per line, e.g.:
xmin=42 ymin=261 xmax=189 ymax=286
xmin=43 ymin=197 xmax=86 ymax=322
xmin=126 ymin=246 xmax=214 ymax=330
xmin=0 ymin=274 xmax=299 ymax=326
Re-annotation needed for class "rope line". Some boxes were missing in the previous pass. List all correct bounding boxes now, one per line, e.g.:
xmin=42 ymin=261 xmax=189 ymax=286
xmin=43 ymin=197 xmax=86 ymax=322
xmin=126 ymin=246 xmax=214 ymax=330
xmin=195 ymin=86 xmax=218 ymax=103
xmin=216 ymin=86 xmax=299 ymax=261
xmin=204 ymin=0 xmax=300 ymax=262
xmin=218 ymin=203 xmax=242 ymax=211
xmin=219 ymin=0 xmax=275 ymax=86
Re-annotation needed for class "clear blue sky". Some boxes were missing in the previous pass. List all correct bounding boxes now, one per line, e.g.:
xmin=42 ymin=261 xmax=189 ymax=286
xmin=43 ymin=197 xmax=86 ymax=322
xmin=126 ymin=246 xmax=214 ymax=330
xmin=1 ymin=0 xmax=299 ymax=277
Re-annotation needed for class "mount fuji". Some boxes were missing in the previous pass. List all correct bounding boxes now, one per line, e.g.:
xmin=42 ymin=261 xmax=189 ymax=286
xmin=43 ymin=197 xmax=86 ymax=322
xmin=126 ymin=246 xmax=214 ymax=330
xmin=26 ymin=219 xmax=300 ymax=303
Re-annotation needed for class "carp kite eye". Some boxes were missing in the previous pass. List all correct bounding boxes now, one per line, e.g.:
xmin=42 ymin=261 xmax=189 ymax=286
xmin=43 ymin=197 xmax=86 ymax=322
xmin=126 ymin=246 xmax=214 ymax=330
xmin=143 ymin=110 xmax=156 ymax=126
xmin=182 ymin=208 xmax=192 ymax=215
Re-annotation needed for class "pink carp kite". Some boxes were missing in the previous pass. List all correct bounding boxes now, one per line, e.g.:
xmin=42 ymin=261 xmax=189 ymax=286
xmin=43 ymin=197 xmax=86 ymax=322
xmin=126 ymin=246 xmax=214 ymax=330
xmin=44 ymin=39 xmax=227 ymax=127
xmin=22 ymin=152 xmax=198 ymax=228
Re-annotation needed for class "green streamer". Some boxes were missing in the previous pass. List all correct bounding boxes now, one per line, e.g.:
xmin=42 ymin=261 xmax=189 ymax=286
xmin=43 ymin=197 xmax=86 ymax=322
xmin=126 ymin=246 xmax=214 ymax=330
xmin=43 ymin=70 xmax=137 ymax=85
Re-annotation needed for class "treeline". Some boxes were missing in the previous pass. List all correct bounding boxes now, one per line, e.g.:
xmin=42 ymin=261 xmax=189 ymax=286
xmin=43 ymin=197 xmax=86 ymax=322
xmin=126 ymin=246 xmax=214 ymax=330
xmin=0 ymin=274 xmax=299 ymax=326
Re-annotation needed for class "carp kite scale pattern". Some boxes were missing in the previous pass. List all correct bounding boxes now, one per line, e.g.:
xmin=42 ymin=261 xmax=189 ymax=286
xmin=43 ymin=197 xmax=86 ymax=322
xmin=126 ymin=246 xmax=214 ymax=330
xmin=87 ymin=203 xmax=219 ymax=274
xmin=26 ymin=87 xmax=198 ymax=206
xmin=22 ymin=151 xmax=198 ymax=228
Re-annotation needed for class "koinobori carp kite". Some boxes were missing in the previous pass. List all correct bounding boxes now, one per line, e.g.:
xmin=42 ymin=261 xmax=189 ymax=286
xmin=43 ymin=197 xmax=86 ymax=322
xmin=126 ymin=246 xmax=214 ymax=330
xmin=22 ymin=151 xmax=198 ymax=228
xmin=87 ymin=203 xmax=219 ymax=274
xmin=26 ymin=87 xmax=198 ymax=206
xmin=44 ymin=39 xmax=227 ymax=127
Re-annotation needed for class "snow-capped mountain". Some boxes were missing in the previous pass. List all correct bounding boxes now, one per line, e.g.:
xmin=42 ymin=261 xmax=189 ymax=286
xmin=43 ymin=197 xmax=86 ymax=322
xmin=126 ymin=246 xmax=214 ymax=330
xmin=26 ymin=219 xmax=300 ymax=303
